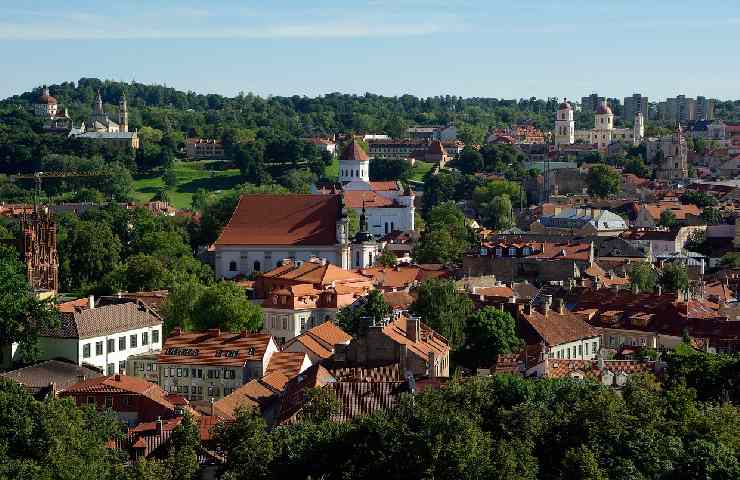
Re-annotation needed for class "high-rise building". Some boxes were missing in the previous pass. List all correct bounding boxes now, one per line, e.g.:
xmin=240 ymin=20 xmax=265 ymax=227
xmin=658 ymin=95 xmax=714 ymax=123
xmin=623 ymin=94 xmax=649 ymax=123
xmin=581 ymin=93 xmax=604 ymax=112
xmin=695 ymin=96 xmax=715 ymax=121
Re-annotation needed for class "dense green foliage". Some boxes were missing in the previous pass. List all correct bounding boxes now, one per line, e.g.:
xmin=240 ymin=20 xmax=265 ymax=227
xmin=458 ymin=307 xmax=523 ymax=370
xmin=213 ymin=372 xmax=740 ymax=480
xmin=413 ymin=202 xmax=476 ymax=264
xmin=586 ymin=164 xmax=621 ymax=198
xmin=410 ymin=279 xmax=473 ymax=349
xmin=336 ymin=289 xmax=391 ymax=336
xmin=0 ymin=246 xmax=58 ymax=364
xmin=628 ymin=262 xmax=658 ymax=293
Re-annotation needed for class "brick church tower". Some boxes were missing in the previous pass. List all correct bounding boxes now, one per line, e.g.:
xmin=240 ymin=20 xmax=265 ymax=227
xmin=19 ymin=207 xmax=59 ymax=294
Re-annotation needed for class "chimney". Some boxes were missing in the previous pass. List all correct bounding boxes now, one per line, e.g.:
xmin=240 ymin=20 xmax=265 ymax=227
xmin=407 ymin=317 xmax=421 ymax=342
xmin=553 ymin=298 xmax=565 ymax=315
xmin=540 ymin=295 xmax=553 ymax=315
xmin=88 ymin=295 xmax=95 ymax=309
xmin=207 ymin=328 xmax=221 ymax=337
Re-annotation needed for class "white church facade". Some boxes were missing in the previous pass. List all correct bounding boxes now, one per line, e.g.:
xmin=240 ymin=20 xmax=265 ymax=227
xmin=556 ymin=99 xmax=644 ymax=153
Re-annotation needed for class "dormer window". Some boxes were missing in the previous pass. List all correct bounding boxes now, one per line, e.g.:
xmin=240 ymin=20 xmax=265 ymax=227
xmin=508 ymin=247 xmax=517 ymax=256
xmin=495 ymin=248 xmax=502 ymax=257
xmin=522 ymin=247 xmax=531 ymax=256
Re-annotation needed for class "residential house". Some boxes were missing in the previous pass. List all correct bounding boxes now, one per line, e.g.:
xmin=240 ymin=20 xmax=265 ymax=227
xmin=184 ymin=138 xmax=225 ymax=159
xmin=157 ymin=328 xmax=280 ymax=401
xmin=530 ymin=207 xmax=627 ymax=236
xmin=254 ymin=259 xmax=372 ymax=343
xmin=0 ymin=359 xmax=102 ymax=399
xmin=282 ymin=321 xmax=352 ymax=363
xmin=631 ymin=201 xmax=702 ymax=228
xmin=335 ymin=316 xmax=450 ymax=378
xmin=516 ymin=298 xmax=601 ymax=376
xmin=622 ymin=226 xmax=706 ymax=256
xmin=60 ymin=374 xmax=191 ymax=425
xmin=1 ymin=299 xmax=163 ymax=373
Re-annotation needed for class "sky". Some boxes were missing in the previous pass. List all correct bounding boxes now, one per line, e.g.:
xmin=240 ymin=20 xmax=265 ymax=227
xmin=2 ymin=0 xmax=740 ymax=101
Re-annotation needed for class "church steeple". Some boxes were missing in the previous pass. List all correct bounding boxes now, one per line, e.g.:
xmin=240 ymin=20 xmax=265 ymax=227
xmin=118 ymin=92 xmax=129 ymax=133
xmin=94 ymin=90 xmax=104 ymax=115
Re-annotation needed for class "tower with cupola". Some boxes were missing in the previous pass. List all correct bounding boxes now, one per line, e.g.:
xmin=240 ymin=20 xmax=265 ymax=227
xmin=554 ymin=99 xmax=575 ymax=145
xmin=350 ymin=203 xmax=379 ymax=269
xmin=339 ymin=139 xmax=370 ymax=184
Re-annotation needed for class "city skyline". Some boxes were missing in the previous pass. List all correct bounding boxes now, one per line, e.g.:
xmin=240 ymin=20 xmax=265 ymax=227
xmin=2 ymin=1 xmax=740 ymax=101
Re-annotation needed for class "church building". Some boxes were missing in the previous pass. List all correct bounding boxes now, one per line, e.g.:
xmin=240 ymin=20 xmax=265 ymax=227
xmin=556 ymin=99 xmax=644 ymax=153
xmin=33 ymin=86 xmax=73 ymax=132
xmin=69 ymin=90 xmax=140 ymax=150
xmin=337 ymin=140 xmax=416 ymax=238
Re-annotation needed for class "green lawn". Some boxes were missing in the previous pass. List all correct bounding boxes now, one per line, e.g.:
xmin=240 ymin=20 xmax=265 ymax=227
xmin=324 ymin=156 xmax=339 ymax=180
xmin=132 ymin=161 xmax=242 ymax=208
xmin=408 ymin=161 xmax=434 ymax=182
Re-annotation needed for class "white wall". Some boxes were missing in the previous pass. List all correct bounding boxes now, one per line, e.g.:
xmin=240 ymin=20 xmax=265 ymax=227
xmin=549 ymin=336 xmax=601 ymax=361
xmin=73 ymin=324 xmax=163 ymax=373
xmin=216 ymin=246 xmax=343 ymax=278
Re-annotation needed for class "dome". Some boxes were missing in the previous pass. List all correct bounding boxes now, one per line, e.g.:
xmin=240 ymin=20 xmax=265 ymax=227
xmin=37 ymin=87 xmax=57 ymax=105
xmin=558 ymin=99 xmax=572 ymax=110
xmin=596 ymin=101 xmax=612 ymax=115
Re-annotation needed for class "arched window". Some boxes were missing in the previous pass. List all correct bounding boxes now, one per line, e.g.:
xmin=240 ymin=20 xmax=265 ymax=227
xmin=355 ymin=169 xmax=359 ymax=177
xmin=384 ymin=222 xmax=389 ymax=234
xmin=355 ymin=251 xmax=360 ymax=267
xmin=391 ymin=222 xmax=394 ymax=231
xmin=253 ymin=261 xmax=261 ymax=272
xmin=228 ymin=261 xmax=237 ymax=272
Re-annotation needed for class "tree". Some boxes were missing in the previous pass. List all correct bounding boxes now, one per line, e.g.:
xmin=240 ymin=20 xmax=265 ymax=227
xmin=166 ymin=413 xmax=200 ymax=480
xmin=628 ymin=262 xmax=657 ymax=293
xmin=410 ymin=279 xmax=473 ymax=349
xmin=457 ymin=146 xmax=484 ymax=174
xmin=336 ymin=289 xmax=390 ymax=336
xmin=299 ymin=387 xmax=341 ymax=423
xmin=459 ymin=307 xmax=523 ymax=370
xmin=191 ymin=282 xmax=262 ymax=332
xmin=720 ymin=252 xmax=740 ymax=269
xmin=586 ymin=164 xmax=620 ymax=197
xmin=163 ymin=168 xmax=178 ymax=190
xmin=659 ymin=263 xmax=690 ymax=294
xmin=659 ymin=209 xmax=677 ymax=228
xmin=701 ymin=207 xmax=722 ymax=225
xmin=681 ymin=190 xmax=718 ymax=208
xmin=623 ymin=157 xmax=649 ymax=178
xmin=413 ymin=202 xmax=474 ymax=264
xmin=0 ymin=246 xmax=58 ymax=363
xmin=160 ymin=279 xmax=207 ymax=333
xmin=59 ymin=218 xmax=122 ymax=292
xmin=370 ymin=158 xmax=412 ymax=181
xmin=213 ymin=407 xmax=274 ymax=480
xmin=375 ymin=248 xmax=397 ymax=267
xmin=486 ymin=195 xmax=514 ymax=230
xmin=279 ymin=169 xmax=318 ymax=194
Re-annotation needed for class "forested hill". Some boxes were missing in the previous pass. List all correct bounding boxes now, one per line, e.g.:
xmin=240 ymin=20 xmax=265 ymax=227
xmin=1 ymin=78 xmax=578 ymax=141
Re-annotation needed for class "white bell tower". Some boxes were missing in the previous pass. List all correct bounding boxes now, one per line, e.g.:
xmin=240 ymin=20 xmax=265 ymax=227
xmin=554 ymin=99 xmax=575 ymax=146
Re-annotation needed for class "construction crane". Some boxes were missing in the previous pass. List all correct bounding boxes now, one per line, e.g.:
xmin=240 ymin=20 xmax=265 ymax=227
xmin=9 ymin=171 xmax=113 ymax=205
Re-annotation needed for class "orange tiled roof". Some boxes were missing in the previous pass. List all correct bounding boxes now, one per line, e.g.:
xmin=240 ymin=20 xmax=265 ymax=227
xmin=261 ymin=260 xmax=367 ymax=286
xmin=213 ymin=374 xmax=286 ymax=419
xmin=519 ymin=307 xmax=599 ymax=347
xmin=381 ymin=316 xmax=449 ymax=362
xmin=159 ymin=330 xmax=273 ymax=367
xmin=642 ymin=202 xmax=701 ymax=221
xmin=215 ymin=195 xmax=341 ymax=246
xmin=265 ymin=351 xmax=308 ymax=378
xmin=62 ymin=374 xmax=179 ymax=412
xmin=343 ymin=190 xmax=396 ymax=209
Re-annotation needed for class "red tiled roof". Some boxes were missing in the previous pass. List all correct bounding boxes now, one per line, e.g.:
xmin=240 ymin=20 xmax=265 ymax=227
xmin=212 ymin=374 xmax=286 ymax=419
xmin=368 ymin=181 xmax=400 ymax=192
xmin=215 ymin=195 xmax=341 ymax=246
xmin=381 ymin=316 xmax=449 ymax=362
xmin=544 ymin=358 xmax=656 ymax=379
xmin=159 ymin=330 xmax=273 ymax=367
xmin=340 ymin=140 xmax=370 ymax=161
xmin=265 ymin=351 xmax=309 ymax=378
xmin=343 ymin=190 xmax=395 ymax=209
xmin=62 ymin=374 xmax=180 ymax=412
xmin=519 ymin=306 xmax=599 ymax=347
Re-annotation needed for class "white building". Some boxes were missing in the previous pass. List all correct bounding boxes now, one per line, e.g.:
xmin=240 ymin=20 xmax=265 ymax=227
xmin=1 ymin=299 xmax=163 ymax=374
xmin=557 ymin=99 xmax=644 ymax=152
xmin=214 ymin=194 xmax=350 ymax=278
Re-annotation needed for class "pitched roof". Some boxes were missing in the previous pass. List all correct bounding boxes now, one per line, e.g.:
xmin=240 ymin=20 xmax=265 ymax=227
xmin=368 ymin=181 xmax=400 ymax=192
xmin=519 ymin=306 xmax=599 ymax=347
xmin=330 ymin=381 xmax=407 ymax=422
xmin=41 ymin=302 xmax=161 ymax=340
xmin=261 ymin=260 xmax=366 ymax=286
xmin=215 ymin=195 xmax=341 ymax=246
xmin=284 ymin=321 xmax=352 ymax=360
xmin=343 ymin=190 xmax=395 ymax=209
xmin=61 ymin=374 xmax=179 ymax=411
xmin=264 ymin=351 xmax=309 ymax=378
xmin=340 ymin=140 xmax=370 ymax=161
xmin=0 ymin=360 xmax=102 ymax=395
xmin=641 ymin=202 xmax=701 ymax=221
xmin=544 ymin=359 xmax=656 ymax=380
xmin=212 ymin=374 xmax=287 ymax=418
xmin=277 ymin=364 xmax=337 ymax=423
xmin=381 ymin=316 xmax=450 ymax=362
xmin=159 ymin=330 xmax=273 ymax=367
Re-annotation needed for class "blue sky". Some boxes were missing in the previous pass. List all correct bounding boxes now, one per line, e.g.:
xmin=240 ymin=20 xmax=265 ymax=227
xmin=2 ymin=0 xmax=740 ymax=101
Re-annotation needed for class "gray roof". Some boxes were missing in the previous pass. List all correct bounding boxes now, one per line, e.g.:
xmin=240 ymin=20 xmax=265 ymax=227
xmin=40 ymin=302 xmax=161 ymax=340
xmin=539 ymin=209 xmax=626 ymax=231
xmin=0 ymin=360 xmax=102 ymax=395
xmin=73 ymin=131 xmax=138 ymax=140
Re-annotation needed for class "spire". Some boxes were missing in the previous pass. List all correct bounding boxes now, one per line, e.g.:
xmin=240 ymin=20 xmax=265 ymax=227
xmin=353 ymin=198 xmax=374 ymax=244
xmin=94 ymin=90 xmax=104 ymax=115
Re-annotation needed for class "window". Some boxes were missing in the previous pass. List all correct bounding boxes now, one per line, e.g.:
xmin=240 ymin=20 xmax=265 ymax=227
xmin=119 ymin=360 xmax=126 ymax=373
xmin=83 ymin=343 xmax=91 ymax=358
xmin=253 ymin=261 xmax=261 ymax=272
xmin=146 ymin=363 xmax=153 ymax=372
xmin=282 ymin=316 xmax=288 ymax=330
xmin=107 ymin=338 xmax=115 ymax=353
xmin=355 ymin=251 xmax=360 ymax=267
xmin=224 ymin=369 xmax=236 ymax=380
xmin=152 ymin=329 xmax=159 ymax=344
xmin=96 ymin=342 xmax=104 ymax=356
xmin=229 ymin=261 xmax=237 ymax=272
xmin=495 ymin=248 xmax=502 ymax=257
xmin=578 ymin=344 xmax=582 ymax=357
xmin=142 ymin=332 xmax=149 ymax=346
xmin=169 ymin=367 xmax=175 ymax=377
xmin=585 ymin=343 xmax=589 ymax=355
xmin=208 ymin=386 xmax=220 ymax=397
xmin=107 ymin=363 xmax=115 ymax=375
xmin=300 ymin=317 xmax=307 ymax=332
xmin=163 ymin=368 xmax=169 ymax=377
xmin=119 ymin=336 xmax=126 ymax=350
xmin=87 ymin=396 xmax=95 ymax=405
xmin=508 ymin=247 xmax=517 ymax=256
xmin=592 ymin=341 xmax=598 ymax=354
xmin=566 ymin=348 xmax=571 ymax=359
xmin=522 ymin=247 xmax=531 ymax=256
xmin=177 ymin=368 xmax=183 ymax=377
xmin=130 ymin=334 xmax=138 ymax=348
